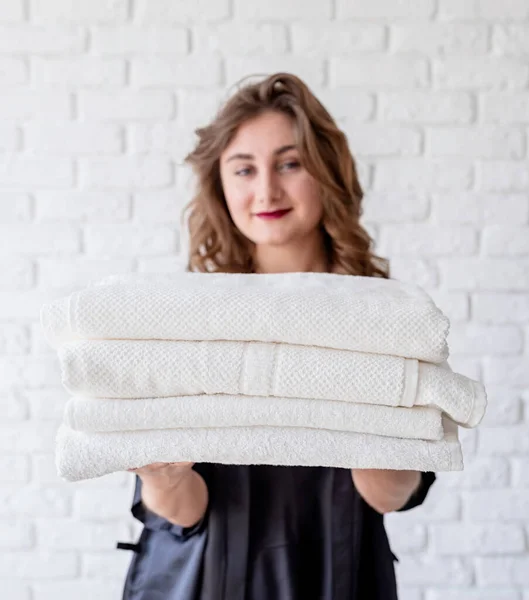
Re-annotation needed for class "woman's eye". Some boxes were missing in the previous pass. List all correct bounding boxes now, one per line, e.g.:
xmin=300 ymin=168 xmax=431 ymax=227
xmin=235 ymin=167 xmax=253 ymax=176
xmin=280 ymin=161 xmax=300 ymax=172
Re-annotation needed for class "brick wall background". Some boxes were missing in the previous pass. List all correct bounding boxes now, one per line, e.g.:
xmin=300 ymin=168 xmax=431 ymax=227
xmin=1 ymin=0 xmax=528 ymax=598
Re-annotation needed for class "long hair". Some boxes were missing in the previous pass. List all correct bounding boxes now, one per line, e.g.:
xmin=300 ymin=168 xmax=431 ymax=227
xmin=183 ymin=72 xmax=389 ymax=278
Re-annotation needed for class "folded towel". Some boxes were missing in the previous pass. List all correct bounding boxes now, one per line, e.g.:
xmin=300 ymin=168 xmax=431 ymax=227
xmin=64 ymin=394 xmax=444 ymax=440
xmin=40 ymin=271 xmax=450 ymax=363
xmin=56 ymin=416 xmax=462 ymax=481
xmin=57 ymin=339 xmax=486 ymax=428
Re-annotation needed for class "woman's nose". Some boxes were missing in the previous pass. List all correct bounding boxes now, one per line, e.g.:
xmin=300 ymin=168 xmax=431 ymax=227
xmin=257 ymin=171 xmax=281 ymax=204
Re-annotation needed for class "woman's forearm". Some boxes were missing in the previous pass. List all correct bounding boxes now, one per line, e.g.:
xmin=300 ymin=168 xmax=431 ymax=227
xmin=351 ymin=469 xmax=422 ymax=514
xmin=140 ymin=469 xmax=209 ymax=528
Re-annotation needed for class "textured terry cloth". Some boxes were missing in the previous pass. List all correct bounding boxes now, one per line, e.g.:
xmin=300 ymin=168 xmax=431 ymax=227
xmin=55 ymin=417 xmax=462 ymax=482
xmin=57 ymin=339 xmax=487 ymax=428
xmin=40 ymin=271 xmax=450 ymax=363
xmin=64 ymin=394 xmax=444 ymax=441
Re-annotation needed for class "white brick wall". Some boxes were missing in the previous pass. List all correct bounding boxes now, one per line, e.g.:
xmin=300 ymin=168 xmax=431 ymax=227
xmin=0 ymin=1 xmax=527 ymax=598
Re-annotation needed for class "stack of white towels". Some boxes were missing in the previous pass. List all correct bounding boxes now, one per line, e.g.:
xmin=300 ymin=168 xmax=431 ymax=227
xmin=40 ymin=271 xmax=487 ymax=482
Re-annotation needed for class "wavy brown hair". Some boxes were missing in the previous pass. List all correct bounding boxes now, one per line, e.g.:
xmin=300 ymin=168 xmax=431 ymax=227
xmin=183 ymin=72 xmax=389 ymax=278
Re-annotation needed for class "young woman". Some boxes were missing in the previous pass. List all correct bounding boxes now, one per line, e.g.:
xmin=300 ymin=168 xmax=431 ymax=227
xmin=121 ymin=72 xmax=436 ymax=600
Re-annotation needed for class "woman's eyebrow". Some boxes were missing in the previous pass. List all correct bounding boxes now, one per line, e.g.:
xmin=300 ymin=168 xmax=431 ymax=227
xmin=225 ymin=144 xmax=297 ymax=163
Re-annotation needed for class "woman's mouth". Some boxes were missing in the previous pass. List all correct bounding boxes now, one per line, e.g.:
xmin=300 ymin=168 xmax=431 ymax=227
xmin=255 ymin=209 xmax=292 ymax=220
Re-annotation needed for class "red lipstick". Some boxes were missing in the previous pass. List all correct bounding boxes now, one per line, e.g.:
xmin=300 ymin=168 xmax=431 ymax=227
xmin=255 ymin=209 xmax=292 ymax=220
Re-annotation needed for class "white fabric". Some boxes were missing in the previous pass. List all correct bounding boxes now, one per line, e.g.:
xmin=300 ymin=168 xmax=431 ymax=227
xmin=55 ymin=416 xmax=462 ymax=482
xmin=40 ymin=271 xmax=450 ymax=363
xmin=57 ymin=339 xmax=487 ymax=427
xmin=64 ymin=394 xmax=444 ymax=440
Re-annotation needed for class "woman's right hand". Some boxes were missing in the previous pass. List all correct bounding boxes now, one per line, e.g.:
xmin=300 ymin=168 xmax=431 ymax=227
xmin=128 ymin=462 xmax=195 ymax=488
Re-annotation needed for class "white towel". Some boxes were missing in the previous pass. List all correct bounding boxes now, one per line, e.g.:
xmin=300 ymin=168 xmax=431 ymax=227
xmin=57 ymin=339 xmax=486 ymax=428
xmin=55 ymin=417 xmax=462 ymax=482
xmin=64 ymin=394 xmax=444 ymax=440
xmin=40 ymin=271 xmax=450 ymax=363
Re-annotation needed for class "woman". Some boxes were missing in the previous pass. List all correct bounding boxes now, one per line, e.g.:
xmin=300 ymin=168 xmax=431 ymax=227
xmin=120 ymin=72 xmax=435 ymax=600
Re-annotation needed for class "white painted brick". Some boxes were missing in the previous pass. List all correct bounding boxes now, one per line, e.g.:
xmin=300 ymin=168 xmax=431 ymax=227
xmin=32 ymin=57 xmax=125 ymax=86
xmin=31 ymin=0 xmax=129 ymax=24
xmin=131 ymin=55 xmax=222 ymax=87
xmin=426 ymin=590 xmax=520 ymax=600
xmin=82 ymin=551 xmax=131 ymax=579
xmin=480 ymin=0 xmax=529 ymax=19
xmin=476 ymin=557 xmax=529 ymax=585
xmin=0 ymin=257 xmax=33 ymax=289
xmin=32 ymin=454 xmax=66 ymax=485
xmin=226 ymin=56 xmax=325 ymax=90
xmin=428 ymin=291 xmax=469 ymax=322
xmin=440 ymin=457 xmax=510 ymax=489
xmin=92 ymin=26 xmax=188 ymax=54
xmin=438 ymin=258 xmax=529 ymax=291
xmin=397 ymin=490 xmax=460 ymax=521
xmin=386 ymin=259 xmax=438 ymax=290
xmin=0 ymin=455 xmax=30 ymax=484
xmin=0 ymin=421 xmax=58 ymax=452
xmin=24 ymin=387 xmax=67 ymax=420
xmin=379 ymin=92 xmax=474 ymax=124
xmin=0 ymin=224 xmax=79 ymax=255
xmin=431 ymin=523 xmax=525 ymax=555
xmin=478 ymin=426 xmax=529 ymax=455
xmin=128 ymin=123 xmax=196 ymax=160
xmin=493 ymin=25 xmax=529 ymax=56
xmin=291 ymin=23 xmax=385 ymax=56
xmin=196 ymin=23 xmax=287 ymax=54
xmin=480 ymin=386 xmax=522 ymax=426
xmin=0 ymin=550 xmax=78 ymax=578
xmin=362 ymin=192 xmax=428 ymax=222
xmin=138 ymin=255 xmax=188 ymax=274
xmin=0 ymin=520 xmax=33 ymax=549
xmin=133 ymin=190 xmax=183 ymax=224
xmin=0 ymin=57 xmax=26 ymax=84
xmin=33 ymin=581 xmax=123 ymax=600
xmin=463 ymin=491 xmax=529 ymax=521
xmin=135 ymin=0 xmax=231 ymax=22
xmin=381 ymin=225 xmax=477 ymax=256
xmin=345 ymin=125 xmax=421 ymax=156
xmin=0 ymin=485 xmax=71 ymax=517
xmin=0 ymin=124 xmax=18 ymax=151
xmin=0 ymin=582 xmax=30 ymax=600
xmin=484 ymin=357 xmax=529 ymax=386
xmin=314 ymin=89 xmax=374 ymax=124
xmin=337 ymin=0 xmax=435 ymax=19
xmin=0 ymin=0 xmax=24 ymax=22
xmin=434 ymin=58 xmax=529 ymax=89
xmin=482 ymin=93 xmax=529 ymax=123
xmin=0 ymin=193 xmax=32 ymax=222
xmin=331 ymin=57 xmax=428 ymax=88
xmin=36 ymin=191 xmax=130 ymax=222
xmin=84 ymin=225 xmax=177 ymax=256
xmin=384 ymin=522 xmax=426 ymax=552
xmin=0 ymin=289 xmax=75 ymax=320
xmin=399 ymin=589 xmax=422 ymax=600
xmin=0 ymin=91 xmax=71 ymax=120
xmin=512 ymin=457 xmax=529 ymax=487
xmin=396 ymin=556 xmax=472 ymax=585
xmin=36 ymin=520 xmax=130 ymax=550
xmin=79 ymin=157 xmax=172 ymax=189
xmin=476 ymin=161 xmax=529 ymax=191
xmin=234 ymin=0 xmax=331 ymax=19
xmin=0 ymin=325 xmax=30 ymax=354
xmin=74 ymin=488 xmax=132 ymax=519
xmin=79 ymin=90 xmax=173 ymax=121
xmin=483 ymin=226 xmax=529 ymax=256
xmin=427 ymin=127 xmax=524 ymax=159
xmin=373 ymin=159 xmax=472 ymax=190
xmin=25 ymin=123 xmax=122 ymax=155
xmin=0 ymin=158 xmax=73 ymax=188
xmin=177 ymin=89 xmax=229 ymax=128
xmin=391 ymin=24 xmax=488 ymax=54
xmin=38 ymin=258 xmax=134 ymax=287
xmin=0 ymin=26 xmax=85 ymax=53
xmin=431 ymin=194 xmax=529 ymax=224
xmin=448 ymin=324 xmax=523 ymax=355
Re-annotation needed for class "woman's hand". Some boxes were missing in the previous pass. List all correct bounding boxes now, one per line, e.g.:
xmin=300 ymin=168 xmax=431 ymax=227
xmin=128 ymin=461 xmax=195 ymax=485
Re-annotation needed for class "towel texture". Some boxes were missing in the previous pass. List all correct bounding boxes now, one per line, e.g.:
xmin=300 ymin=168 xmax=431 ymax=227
xmin=57 ymin=339 xmax=486 ymax=427
xmin=64 ymin=394 xmax=444 ymax=440
xmin=56 ymin=416 xmax=462 ymax=481
xmin=40 ymin=271 xmax=450 ymax=363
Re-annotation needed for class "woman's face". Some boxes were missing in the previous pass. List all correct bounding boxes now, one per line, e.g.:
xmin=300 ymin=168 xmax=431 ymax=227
xmin=219 ymin=110 xmax=323 ymax=248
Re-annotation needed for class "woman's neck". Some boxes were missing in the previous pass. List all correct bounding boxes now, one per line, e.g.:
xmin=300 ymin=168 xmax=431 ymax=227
xmin=252 ymin=232 xmax=329 ymax=274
